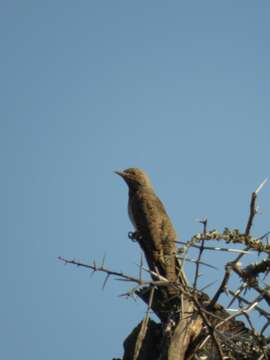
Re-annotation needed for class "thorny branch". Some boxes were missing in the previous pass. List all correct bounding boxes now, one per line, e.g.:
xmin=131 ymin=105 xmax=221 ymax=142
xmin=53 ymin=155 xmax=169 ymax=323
xmin=58 ymin=256 xmax=170 ymax=289
xmin=193 ymin=218 xmax=207 ymax=290
xmin=59 ymin=178 xmax=270 ymax=359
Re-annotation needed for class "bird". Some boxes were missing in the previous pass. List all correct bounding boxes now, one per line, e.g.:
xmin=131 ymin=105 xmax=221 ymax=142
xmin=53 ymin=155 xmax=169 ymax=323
xmin=115 ymin=168 xmax=187 ymax=287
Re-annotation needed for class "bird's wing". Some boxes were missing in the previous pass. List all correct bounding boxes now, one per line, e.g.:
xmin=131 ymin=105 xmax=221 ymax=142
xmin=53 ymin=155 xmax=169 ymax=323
xmin=130 ymin=190 xmax=177 ymax=252
xmin=130 ymin=190 xmax=180 ymax=283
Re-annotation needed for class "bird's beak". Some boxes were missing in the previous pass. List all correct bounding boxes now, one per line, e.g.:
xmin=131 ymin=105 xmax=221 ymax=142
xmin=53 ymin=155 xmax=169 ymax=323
xmin=114 ymin=170 xmax=126 ymax=178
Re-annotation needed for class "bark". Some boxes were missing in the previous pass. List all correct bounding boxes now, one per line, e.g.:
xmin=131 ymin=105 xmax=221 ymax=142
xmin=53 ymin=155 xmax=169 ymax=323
xmin=161 ymin=299 xmax=202 ymax=360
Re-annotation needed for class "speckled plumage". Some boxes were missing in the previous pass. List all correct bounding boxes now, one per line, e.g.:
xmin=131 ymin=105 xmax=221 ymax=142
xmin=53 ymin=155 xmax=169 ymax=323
xmin=116 ymin=168 xmax=185 ymax=285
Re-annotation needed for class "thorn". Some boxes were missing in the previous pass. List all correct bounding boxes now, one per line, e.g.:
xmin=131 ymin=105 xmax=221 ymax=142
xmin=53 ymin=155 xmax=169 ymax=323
xmin=139 ymin=253 xmax=143 ymax=281
xmin=115 ymin=278 xmax=131 ymax=282
xmin=258 ymin=231 xmax=270 ymax=241
xmin=101 ymin=253 xmax=106 ymax=267
xmin=255 ymin=178 xmax=268 ymax=194
xmin=200 ymin=217 xmax=208 ymax=225
xmin=102 ymin=274 xmax=110 ymax=290
xmin=195 ymin=217 xmax=207 ymax=224
xmin=200 ymin=281 xmax=217 ymax=292
xmin=177 ymin=255 xmax=218 ymax=269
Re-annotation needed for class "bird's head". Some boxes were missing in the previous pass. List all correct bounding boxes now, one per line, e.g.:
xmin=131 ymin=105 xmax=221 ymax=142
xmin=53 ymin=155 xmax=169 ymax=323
xmin=115 ymin=168 xmax=153 ymax=190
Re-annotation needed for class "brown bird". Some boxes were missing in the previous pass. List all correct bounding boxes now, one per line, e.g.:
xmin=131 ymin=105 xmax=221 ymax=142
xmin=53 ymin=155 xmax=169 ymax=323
xmin=115 ymin=168 xmax=187 ymax=287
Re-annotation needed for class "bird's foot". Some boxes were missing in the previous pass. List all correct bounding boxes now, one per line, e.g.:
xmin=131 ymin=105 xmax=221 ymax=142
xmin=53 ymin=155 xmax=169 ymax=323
xmin=128 ymin=231 xmax=142 ymax=242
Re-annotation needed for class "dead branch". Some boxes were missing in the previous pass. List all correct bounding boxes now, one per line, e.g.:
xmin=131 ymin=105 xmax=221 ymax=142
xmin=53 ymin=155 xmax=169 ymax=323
xmin=60 ymin=177 xmax=270 ymax=359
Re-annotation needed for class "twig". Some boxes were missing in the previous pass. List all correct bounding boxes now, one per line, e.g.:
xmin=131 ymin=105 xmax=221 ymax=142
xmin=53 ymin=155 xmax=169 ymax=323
xmin=177 ymin=255 xmax=218 ymax=270
xmin=231 ymin=262 xmax=270 ymax=308
xmin=215 ymin=299 xmax=260 ymax=331
xmin=226 ymin=283 xmax=248 ymax=308
xmin=178 ymin=229 xmax=270 ymax=253
xmin=177 ymin=241 xmax=251 ymax=254
xmin=102 ymin=273 xmax=110 ymax=290
xmin=241 ymin=258 xmax=270 ymax=279
xmin=200 ymin=280 xmax=217 ymax=292
xmin=189 ymin=294 xmax=225 ymax=360
xmin=245 ymin=191 xmax=257 ymax=237
xmin=208 ymin=263 xmax=232 ymax=309
xmin=198 ymin=300 xmax=260 ymax=358
xmin=210 ymin=179 xmax=268 ymax=315
xmin=193 ymin=218 xmax=208 ymax=289
xmin=232 ymin=179 xmax=267 ymax=265
xmin=58 ymin=256 xmax=168 ymax=288
xmin=133 ymin=287 xmax=155 ymax=360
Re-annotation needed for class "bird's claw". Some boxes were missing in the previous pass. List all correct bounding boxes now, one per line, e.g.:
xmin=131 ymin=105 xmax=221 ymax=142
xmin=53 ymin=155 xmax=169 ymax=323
xmin=128 ymin=231 xmax=141 ymax=242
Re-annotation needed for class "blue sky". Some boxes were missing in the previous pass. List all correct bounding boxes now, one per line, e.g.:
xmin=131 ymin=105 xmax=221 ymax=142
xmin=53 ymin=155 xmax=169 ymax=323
xmin=3 ymin=1 xmax=270 ymax=359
